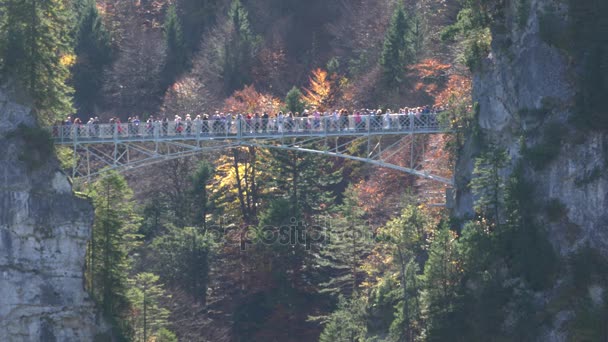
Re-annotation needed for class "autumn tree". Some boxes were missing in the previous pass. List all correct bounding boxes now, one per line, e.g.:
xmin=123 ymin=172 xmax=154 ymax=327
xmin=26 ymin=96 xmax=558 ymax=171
xmin=223 ymin=85 xmax=283 ymax=114
xmin=301 ymin=68 xmax=334 ymax=111
xmin=0 ymin=0 xmax=75 ymax=123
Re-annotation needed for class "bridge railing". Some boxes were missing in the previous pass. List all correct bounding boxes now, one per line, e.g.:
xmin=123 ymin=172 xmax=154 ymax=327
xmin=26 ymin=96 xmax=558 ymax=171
xmin=50 ymin=113 xmax=448 ymax=143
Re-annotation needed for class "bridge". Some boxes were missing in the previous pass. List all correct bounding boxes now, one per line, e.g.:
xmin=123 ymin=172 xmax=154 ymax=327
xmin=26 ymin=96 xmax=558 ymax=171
xmin=50 ymin=113 xmax=453 ymax=185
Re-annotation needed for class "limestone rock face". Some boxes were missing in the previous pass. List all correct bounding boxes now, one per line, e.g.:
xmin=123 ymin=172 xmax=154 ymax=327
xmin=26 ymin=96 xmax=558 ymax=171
xmin=454 ymin=0 xmax=608 ymax=340
xmin=0 ymin=91 xmax=104 ymax=341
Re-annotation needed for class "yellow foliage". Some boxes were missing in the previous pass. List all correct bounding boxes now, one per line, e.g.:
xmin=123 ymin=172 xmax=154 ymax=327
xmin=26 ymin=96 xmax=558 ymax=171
xmin=60 ymin=54 xmax=76 ymax=67
xmin=301 ymin=68 xmax=333 ymax=111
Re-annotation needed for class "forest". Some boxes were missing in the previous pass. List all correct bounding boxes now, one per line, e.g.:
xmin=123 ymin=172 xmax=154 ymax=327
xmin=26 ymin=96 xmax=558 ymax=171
xmin=3 ymin=0 xmax=605 ymax=341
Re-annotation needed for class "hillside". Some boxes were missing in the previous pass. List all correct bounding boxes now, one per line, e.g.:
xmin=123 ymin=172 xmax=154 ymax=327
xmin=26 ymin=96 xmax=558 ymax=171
xmin=1 ymin=0 xmax=607 ymax=341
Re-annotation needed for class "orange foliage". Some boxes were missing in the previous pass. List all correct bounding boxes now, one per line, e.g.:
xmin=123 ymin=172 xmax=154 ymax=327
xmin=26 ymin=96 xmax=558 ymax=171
xmin=411 ymin=59 xmax=451 ymax=79
xmin=223 ymin=85 xmax=283 ymax=114
xmin=408 ymin=58 xmax=452 ymax=98
xmin=434 ymin=74 xmax=472 ymax=108
xmin=301 ymin=68 xmax=334 ymax=111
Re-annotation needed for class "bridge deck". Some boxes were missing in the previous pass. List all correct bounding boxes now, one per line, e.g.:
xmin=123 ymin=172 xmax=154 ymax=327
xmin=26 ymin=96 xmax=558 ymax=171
xmin=51 ymin=113 xmax=449 ymax=145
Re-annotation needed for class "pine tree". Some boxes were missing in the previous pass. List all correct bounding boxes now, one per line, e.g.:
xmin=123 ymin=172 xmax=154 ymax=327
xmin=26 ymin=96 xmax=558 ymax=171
xmin=190 ymin=160 xmax=214 ymax=230
xmin=380 ymin=3 xmax=413 ymax=85
xmin=178 ymin=0 xmax=219 ymax=52
xmin=319 ymin=295 xmax=368 ymax=342
xmin=420 ymin=221 xmax=462 ymax=333
xmin=379 ymin=204 xmax=431 ymax=341
xmin=87 ymin=170 xmax=141 ymax=331
xmin=316 ymin=186 xmax=371 ymax=298
xmin=163 ymin=4 xmax=186 ymax=84
xmin=151 ymin=226 xmax=213 ymax=305
xmin=265 ymin=148 xmax=341 ymax=219
xmin=222 ymin=0 xmax=259 ymax=94
xmin=127 ymin=273 xmax=173 ymax=342
xmin=470 ymin=145 xmax=509 ymax=228
xmin=73 ymin=0 xmax=112 ymax=114
xmin=285 ymin=86 xmax=305 ymax=114
xmin=0 ymin=0 xmax=75 ymax=124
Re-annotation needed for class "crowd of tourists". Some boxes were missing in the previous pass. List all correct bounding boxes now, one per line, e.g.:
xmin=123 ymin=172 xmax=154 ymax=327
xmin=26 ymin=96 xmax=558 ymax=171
xmin=52 ymin=106 xmax=444 ymax=138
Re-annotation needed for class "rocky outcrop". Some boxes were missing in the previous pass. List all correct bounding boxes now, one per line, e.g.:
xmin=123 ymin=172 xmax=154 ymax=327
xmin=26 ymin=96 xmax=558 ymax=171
xmin=454 ymin=0 xmax=608 ymax=340
xmin=0 ymin=91 xmax=104 ymax=341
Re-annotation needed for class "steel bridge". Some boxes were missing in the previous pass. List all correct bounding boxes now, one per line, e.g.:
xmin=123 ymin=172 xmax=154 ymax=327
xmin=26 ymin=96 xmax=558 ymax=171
xmin=50 ymin=113 xmax=453 ymax=185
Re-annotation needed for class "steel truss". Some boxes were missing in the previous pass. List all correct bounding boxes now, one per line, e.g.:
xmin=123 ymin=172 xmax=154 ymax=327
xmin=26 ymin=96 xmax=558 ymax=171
xmin=53 ymin=113 xmax=453 ymax=185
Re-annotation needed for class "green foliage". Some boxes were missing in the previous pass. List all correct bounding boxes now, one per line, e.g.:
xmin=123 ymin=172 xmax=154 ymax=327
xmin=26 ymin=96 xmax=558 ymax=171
xmin=127 ymin=273 xmax=172 ymax=342
xmin=319 ymin=296 xmax=368 ymax=342
xmin=8 ymin=124 xmax=54 ymax=169
xmin=470 ymin=144 xmax=509 ymax=225
xmin=0 ymin=0 xmax=75 ymax=124
xmin=380 ymin=3 xmax=414 ymax=85
xmin=326 ymin=57 xmax=340 ymax=75
xmin=222 ymin=0 xmax=260 ymax=94
xmin=55 ymin=146 xmax=77 ymax=171
xmin=151 ymin=225 xmax=213 ymax=304
xmin=87 ymin=170 xmax=142 ymax=333
xmin=265 ymin=149 xmax=341 ymax=218
xmin=441 ymin=5 xmax=492 ymax=71
xmin=163 ymin=4 xmax=187 ymax=84
xmin=73 ymin=0 xmax=112 ymax=114
xmin=316 ymin=186 xmax=371 ymax=298
xmin=190 ymin=161 xmax=214 ymax=230
xmin=420 ymin=222 xmax=462 ymax=329
xmin=178 ymin=0 xmax=219 ymax=52
xmin=155 ymin=328 xmax=178 ymax=342
xmin=285 ymin=86 xmax=305 ymax=114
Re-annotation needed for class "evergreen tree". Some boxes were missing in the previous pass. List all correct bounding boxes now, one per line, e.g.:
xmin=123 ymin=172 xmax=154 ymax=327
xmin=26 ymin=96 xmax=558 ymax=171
xmin=222 ymin=0 xmax=259 ymax=94
xmin=163 ymin=4 xmax=186 ymax=84
xmin=127 ymin=273 xmax=172 ymax=342
xmin=73 ymin=0 xmax=112 ymax=114
xmin=379 ymin=204 xmax=431 ymax=341
xmin=470 ymin=145 xmax=509 ymax=228
xmin=420 ymin=221 xmax=462 ymax=336
xmin=87 ymin=170 xmax=141 ymax=334
xmin=0 ymin=0 xmax=75 ymax=124
xmin=316 ymin=186 xmax=371 ymax=298
xmin=190 ymin=160 xmax=214 ymax=230
xmin=319 ymin=295 xmax=368 ymax=342
xmin=285 ymin=86 xmax=305 ymax=114
xmin=380 ymin=4 xmax=413 ymax=85
xmin=178 ymin=0 xmax=219 ymax=52
xmin=265 ymin=148 xmax=341 ymax=219
xmin=151 ymin=225 xmax=213 ymax=305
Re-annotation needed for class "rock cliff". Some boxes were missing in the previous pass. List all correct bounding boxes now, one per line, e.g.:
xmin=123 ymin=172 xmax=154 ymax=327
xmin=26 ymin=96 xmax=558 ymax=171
xmin=0 ymin=91 xmax=103 ymax=341
xmin=455 ymin=0 xmax=608 ymax=339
